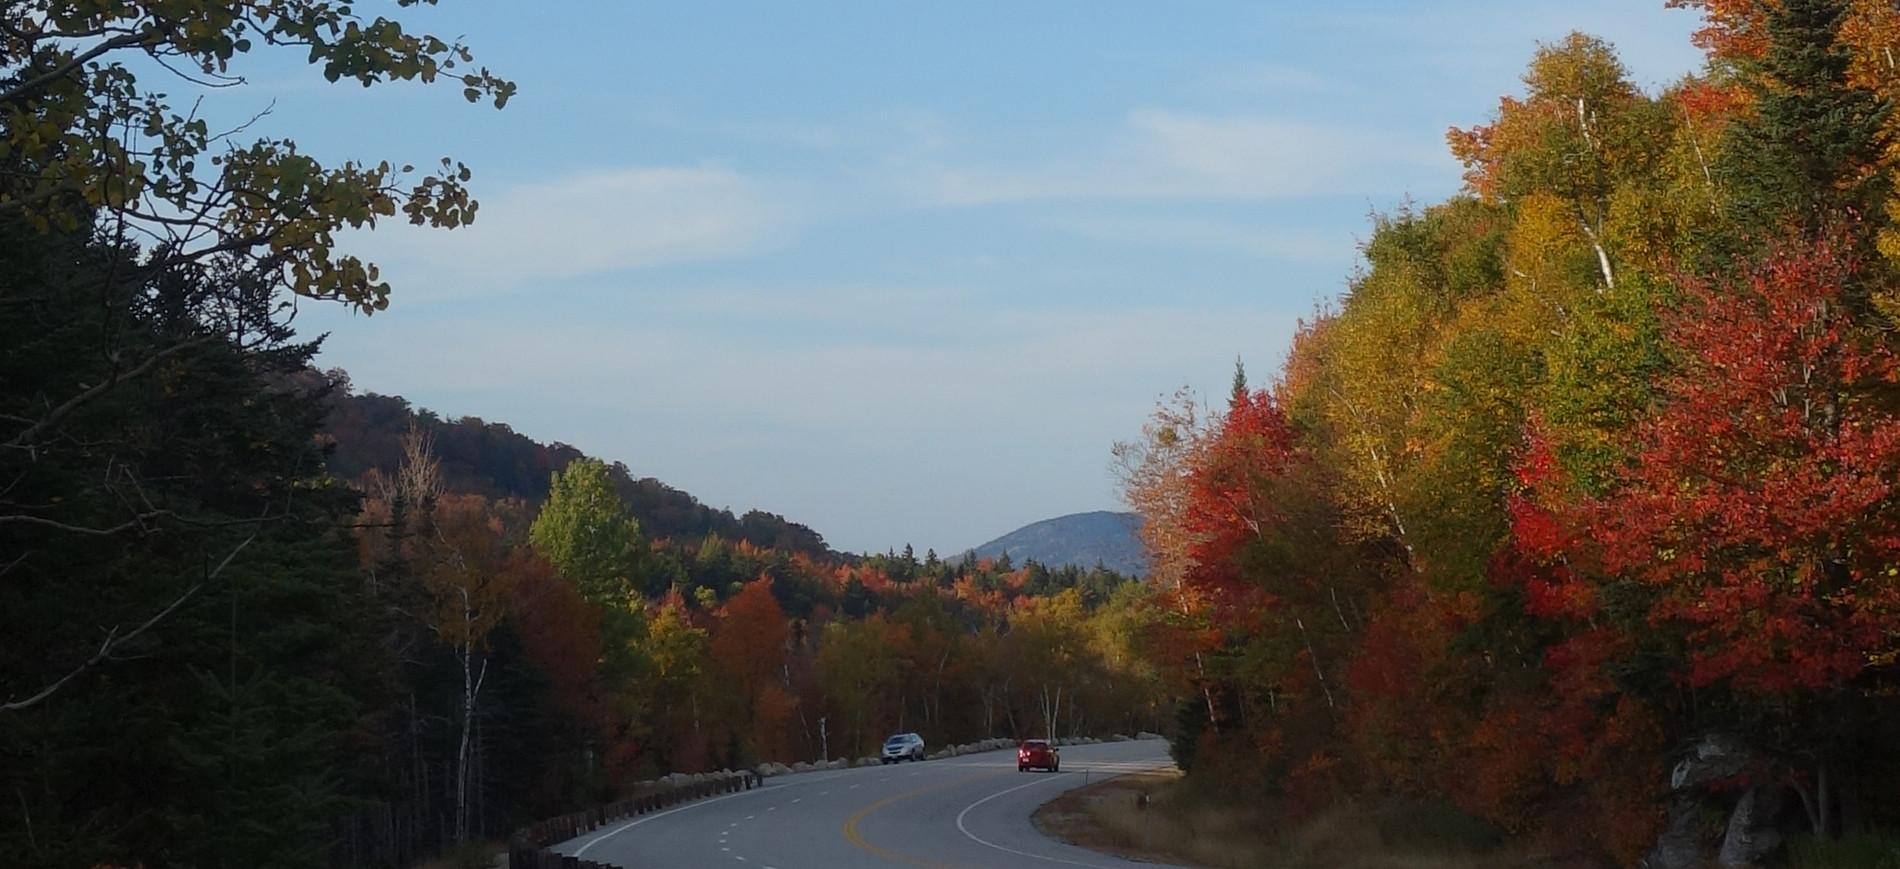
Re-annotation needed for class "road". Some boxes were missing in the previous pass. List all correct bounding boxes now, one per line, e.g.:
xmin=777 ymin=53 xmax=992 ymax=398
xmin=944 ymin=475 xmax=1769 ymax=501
xmin=553 ymin=738 xmax=1187 ymax=869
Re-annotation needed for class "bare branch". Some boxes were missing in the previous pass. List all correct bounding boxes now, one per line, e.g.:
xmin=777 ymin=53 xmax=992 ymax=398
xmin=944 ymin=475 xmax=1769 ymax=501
xmin=4 ymin=335 xmax=215 ymax=450
xmin=0 ymin=511 xmax=168 ymax=535
xmin=1 ymin=530 xmax=257 ymax=713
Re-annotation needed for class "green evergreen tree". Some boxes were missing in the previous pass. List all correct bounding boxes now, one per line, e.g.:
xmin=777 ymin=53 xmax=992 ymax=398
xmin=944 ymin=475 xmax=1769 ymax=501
xmin=1719 ymin=0 xmax=1892 ymax=238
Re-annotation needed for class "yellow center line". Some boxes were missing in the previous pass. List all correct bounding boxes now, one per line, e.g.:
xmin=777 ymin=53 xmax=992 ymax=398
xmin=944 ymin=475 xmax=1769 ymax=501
xmin=840 ymin=772 xmax=998 ymax=869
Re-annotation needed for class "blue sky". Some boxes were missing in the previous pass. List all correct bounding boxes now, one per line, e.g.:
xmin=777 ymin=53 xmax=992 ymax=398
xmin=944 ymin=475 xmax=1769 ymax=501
xmin=251 ymin=2 xmax=1710 ymax=555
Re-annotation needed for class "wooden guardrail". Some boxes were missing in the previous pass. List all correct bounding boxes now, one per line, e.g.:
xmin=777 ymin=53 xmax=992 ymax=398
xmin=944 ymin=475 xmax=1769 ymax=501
xmin=508 ymin=770 xmax=761 ymax=868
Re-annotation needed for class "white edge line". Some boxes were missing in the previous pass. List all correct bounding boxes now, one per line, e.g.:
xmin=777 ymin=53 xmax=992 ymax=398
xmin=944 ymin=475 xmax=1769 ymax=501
xmin=955 ymin=768 xmax=1171 ymax=869
xmin=571 ymin=787 xmax=763 ymax=857
xmin=570 ymin=767 xmax=863 ymax=857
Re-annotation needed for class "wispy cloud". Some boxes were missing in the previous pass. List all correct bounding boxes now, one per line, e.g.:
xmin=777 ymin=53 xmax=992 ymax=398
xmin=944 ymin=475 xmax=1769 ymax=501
xmin=910 ymin=108 xmax=1444 ymax=205
xmin=351 ymin=166 xmax=795 ymax=298
xmin=1041 ymin=213 xmax=1343 ymax=260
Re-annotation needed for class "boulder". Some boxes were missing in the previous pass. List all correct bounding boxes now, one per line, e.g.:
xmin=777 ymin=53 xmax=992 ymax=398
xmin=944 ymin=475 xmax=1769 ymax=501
xmin=1646 ymin=798 xmax=1706 ymax=869
xmin=1670 ymin=734 xmax=1749 ymax=791
xmin=1645 ymin=734 xmax=1776 ymax=869
xmin=1718 ymin=786 xmax=1785 ymax=868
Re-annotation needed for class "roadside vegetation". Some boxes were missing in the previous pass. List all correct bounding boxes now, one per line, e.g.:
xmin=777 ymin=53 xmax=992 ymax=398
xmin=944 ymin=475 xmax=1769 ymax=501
xmin=13 ymin=1 xmax=1900 ymax=868
xmin=1038 ymin=771 xmax=1533 ymax=869
xmin=1109 ymin=1 xmax=1900 ymax=866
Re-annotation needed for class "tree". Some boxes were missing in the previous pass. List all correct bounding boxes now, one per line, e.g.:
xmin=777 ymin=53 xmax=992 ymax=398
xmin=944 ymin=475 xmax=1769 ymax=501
xmin=1585 ymin=242 xmax=1900 ymax=829
xmin=1003 ymin=590 xmax=1091 ymax=741
xmin=816 ymin=616 xmax=906 ymax=758
xmin=1114 ymin=387 xmax=1214 ymax=589
xmin=1709 ymin=0 xmax=1891 ymax=238
xmin=1450 ymin=32 xmax=1671 ymax=291
xmin=2 ymin=0 xmax=509 ymax=718
xmin=422 ymin=492 xmax=515 ymax=842
xmin=0 ymin=0 xmax=511 ymax=311
xmin=709 ymin=578 xmax=790 ymax=760
xmin=530 ymin=458 xmax=644 ymax=607
xmin=638 ymin=596 xmax=708 ymax=773
xmin=0 ymin=227 xmax=373 ymax=866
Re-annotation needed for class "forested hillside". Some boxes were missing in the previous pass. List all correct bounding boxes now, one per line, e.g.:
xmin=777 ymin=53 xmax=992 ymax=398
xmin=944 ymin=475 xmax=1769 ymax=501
xmin=1118 ymin=2 xmax=1900 ymax=865
xmin=322 ymin=387 xmax=835 ymax=559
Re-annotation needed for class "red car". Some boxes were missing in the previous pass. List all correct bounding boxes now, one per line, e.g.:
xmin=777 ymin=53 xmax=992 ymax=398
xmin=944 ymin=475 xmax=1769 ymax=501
xmin=1018 ymin=738 xmax=1059 ymax=772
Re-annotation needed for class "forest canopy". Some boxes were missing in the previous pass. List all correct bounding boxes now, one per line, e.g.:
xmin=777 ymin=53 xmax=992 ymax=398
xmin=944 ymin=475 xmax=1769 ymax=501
xmin=1116 ymin=2 xmax=1900 ymax=865
xmin=12 ymin=2 xmax=1900 ymax=869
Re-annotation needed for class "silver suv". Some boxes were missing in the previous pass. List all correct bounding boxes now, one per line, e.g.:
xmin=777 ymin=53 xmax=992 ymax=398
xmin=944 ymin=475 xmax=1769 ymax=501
xmin=880 ymin=732 xmax=925 ymax=763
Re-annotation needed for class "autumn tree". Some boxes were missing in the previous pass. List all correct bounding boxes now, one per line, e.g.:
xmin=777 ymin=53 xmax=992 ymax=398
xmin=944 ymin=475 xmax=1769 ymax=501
xmin=422 ymin=492 xmax=516 ymax=842
xmin=637 ymin=596 xmax=709 ymax=773
xmin=1450 ymin=33 xmax=1672 ymax=291
xmin=1557 ymin=239 xmax=1900 ymax=834
xmin=816 ymin=615 xmax=907 ymax=758
xmin=1114 ymin=387 xmax=1214 ymax=588
xmin=709 ymin=578 xmax=791 ymax=761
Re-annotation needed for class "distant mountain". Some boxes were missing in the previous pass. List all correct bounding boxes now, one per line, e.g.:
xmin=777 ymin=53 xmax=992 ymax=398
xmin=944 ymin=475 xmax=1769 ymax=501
xmin=967 ymin=511 xmax=1146 ymax=576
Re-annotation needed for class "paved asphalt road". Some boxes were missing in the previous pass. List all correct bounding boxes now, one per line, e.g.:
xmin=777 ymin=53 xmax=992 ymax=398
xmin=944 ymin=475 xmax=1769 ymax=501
xmin=554 ymin=738 xmax=1188 ymax=869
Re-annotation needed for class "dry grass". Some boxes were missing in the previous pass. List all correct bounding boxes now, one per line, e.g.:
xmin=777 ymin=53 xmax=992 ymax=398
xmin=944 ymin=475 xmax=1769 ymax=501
xmin=1032 ymin=771 xmax=1551 ymax=869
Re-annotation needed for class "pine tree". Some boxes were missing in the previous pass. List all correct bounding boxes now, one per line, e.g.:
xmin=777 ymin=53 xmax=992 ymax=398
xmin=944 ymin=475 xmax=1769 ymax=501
xmin=1719 ymin=0 xmax=1892 ymax=237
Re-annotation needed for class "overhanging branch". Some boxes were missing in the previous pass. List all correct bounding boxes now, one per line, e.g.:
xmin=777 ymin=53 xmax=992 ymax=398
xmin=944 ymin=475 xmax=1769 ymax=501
xmin=1 ymin=530 xmax=257 ymax=713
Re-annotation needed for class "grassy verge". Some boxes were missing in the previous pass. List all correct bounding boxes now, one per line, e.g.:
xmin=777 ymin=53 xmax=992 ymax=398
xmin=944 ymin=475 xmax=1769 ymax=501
xmin=1790 ymin=831 xmax=1900 ymax=869
xmin=1032 ymin=770 xmax=1548 ymax=869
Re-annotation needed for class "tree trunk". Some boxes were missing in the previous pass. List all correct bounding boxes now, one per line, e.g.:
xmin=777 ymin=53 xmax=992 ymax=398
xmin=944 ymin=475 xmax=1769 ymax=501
xmin=453 ymin=647 xmax=487 ymax=842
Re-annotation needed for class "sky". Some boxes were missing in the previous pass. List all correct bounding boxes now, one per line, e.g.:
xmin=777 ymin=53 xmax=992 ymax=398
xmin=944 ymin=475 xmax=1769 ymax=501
xmin=230 ymin=1 xmax=1712 ymax=556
